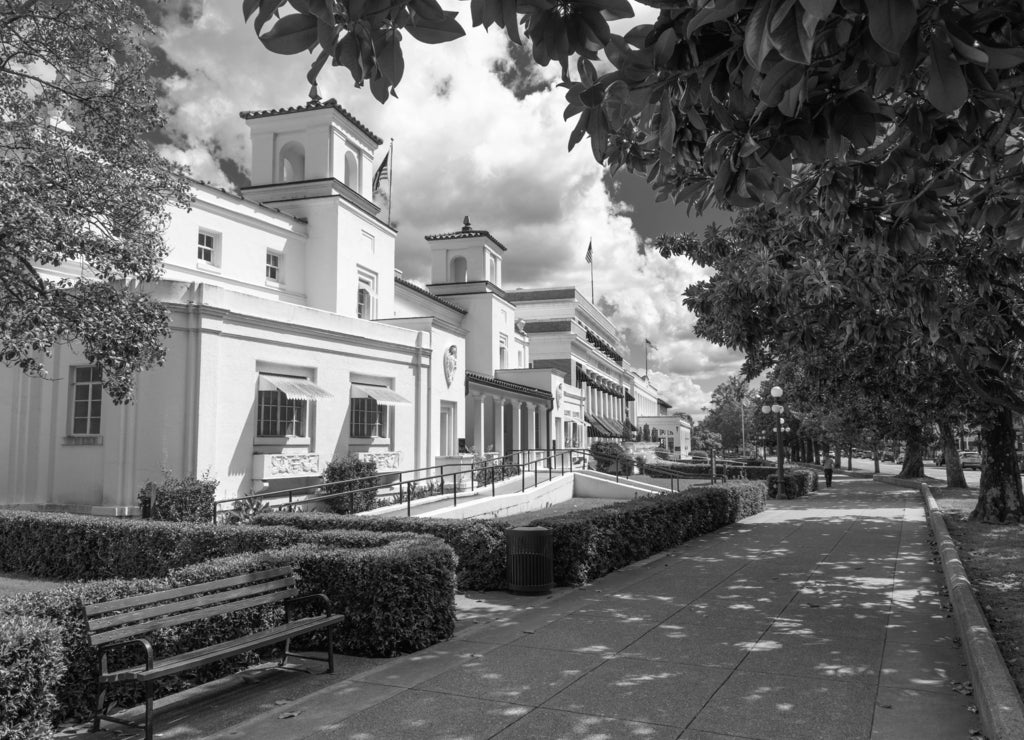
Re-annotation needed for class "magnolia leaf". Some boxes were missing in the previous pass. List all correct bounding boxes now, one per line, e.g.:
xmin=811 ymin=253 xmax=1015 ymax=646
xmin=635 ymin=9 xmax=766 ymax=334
xmin=653 ymin=26 xmax=678 ymax=66
xmin=502 ymin=0 xmax=522 ymax=44
xmin=574 ymin=0 xmax=635 ymax=22
xmin=243 ymin=0 xmax=260 ymax=21
xmin=769 ymin=6 xmax=812 ymax=65
xmin=410 ymin=0 xmax=447 ymax=22
xmin=369 ymin=71 xmax=391 ymax=103
xmin=743 ymin=0 xmax=774 ymax=71
xmin=864 ymin=0 xmax=916 ymax=55
xmin=374 ymin=29 xmax=404 ymax=87
xmin=927 ymin=36 xmax=967 ymax=113
xmin=602 ymin=80 xmax=631 ymax=130
xmin=797 ymin=0 xmax=835 ymax=18
xmin=260 ymin=14 xmax=319 ymax=54
xmin=977 ymin=44 xmax=1024 ymax=70
xmin=254 ymin=0 xmax=288 ymax=34
xmin=686 ymin=0 xmax=743 ymax=38
xmin=945 ymin=28 xmax=989 ymax=65
xmin=405 ymin=11 xmax=466 ymax=44
xmin=306 ymin=49 xmax=330 ymax=85
xmin=759 ymin=59 xmax=803 ymax=106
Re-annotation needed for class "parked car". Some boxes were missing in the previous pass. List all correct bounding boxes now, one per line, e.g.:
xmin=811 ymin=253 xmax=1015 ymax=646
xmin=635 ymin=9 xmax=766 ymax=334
xmin=934 ymin=452 xmax=945 ymax=466
xmin=960 ymin=451 xmax=983 ymax=470
xmin=895 ymin=453 xmax=905 ymax=464
xmin=881 ymin=451 xmax=896 ymax=462
xmin=690 ymin=450 xmax=709 ymax=461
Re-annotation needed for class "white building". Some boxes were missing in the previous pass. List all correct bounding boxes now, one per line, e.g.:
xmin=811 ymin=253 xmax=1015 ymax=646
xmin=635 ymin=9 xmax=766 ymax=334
xmin=1 ymin=100 xmax=465 ymax=514
xmin=1 ymin=99 xmax=690 ymax=515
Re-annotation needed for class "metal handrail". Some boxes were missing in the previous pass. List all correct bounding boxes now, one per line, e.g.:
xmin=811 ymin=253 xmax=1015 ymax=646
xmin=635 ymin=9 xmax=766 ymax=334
xmin=214 ymin=447 xmax=727 ymax=522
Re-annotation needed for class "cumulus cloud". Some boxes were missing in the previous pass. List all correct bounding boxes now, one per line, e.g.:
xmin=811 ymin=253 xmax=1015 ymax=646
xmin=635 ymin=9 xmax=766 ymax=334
xmin=149 ymin=0 xmax=744 ymax=411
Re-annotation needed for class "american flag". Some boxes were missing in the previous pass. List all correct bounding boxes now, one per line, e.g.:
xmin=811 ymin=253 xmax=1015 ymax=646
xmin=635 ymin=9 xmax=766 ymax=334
xmin=373 ymin=152 xmax=389 ymax=192
xmin=585 ymin=240 xmax=593 ymax=264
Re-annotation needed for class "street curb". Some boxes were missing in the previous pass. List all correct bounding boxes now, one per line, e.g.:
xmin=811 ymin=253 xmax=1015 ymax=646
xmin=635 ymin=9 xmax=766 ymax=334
xmin=909 ymin=477 xmax=1024 ymax=740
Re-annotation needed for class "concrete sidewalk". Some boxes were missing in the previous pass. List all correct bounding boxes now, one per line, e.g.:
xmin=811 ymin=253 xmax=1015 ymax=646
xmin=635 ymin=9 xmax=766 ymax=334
xmin=82 ymin=474 xmax=978 ymax=739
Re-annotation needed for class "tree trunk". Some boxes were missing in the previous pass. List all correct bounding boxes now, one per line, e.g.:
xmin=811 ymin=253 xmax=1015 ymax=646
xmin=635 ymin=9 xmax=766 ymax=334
xmin=873 ymin=446 xmax=880 ymax=474
xmin=899 ymin=425 xmax=925 ymax=478
xmin=939 ymin=419 xmax=967 ymax=489
xmin=970 ymin=407 xmax=1024 ymax=523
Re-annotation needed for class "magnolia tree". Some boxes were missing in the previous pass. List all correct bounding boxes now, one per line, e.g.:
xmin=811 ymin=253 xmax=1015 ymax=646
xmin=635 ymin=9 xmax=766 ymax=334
xmin=243 ymin=0 xmax=1024 ymax=522
xmin=1 ymin=0 xmax=191 ymax=402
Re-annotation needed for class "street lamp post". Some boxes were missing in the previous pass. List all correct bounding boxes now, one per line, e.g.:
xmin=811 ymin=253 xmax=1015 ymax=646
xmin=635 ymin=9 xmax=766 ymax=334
xmin=761 ymin=386 xmax=789 ymax=499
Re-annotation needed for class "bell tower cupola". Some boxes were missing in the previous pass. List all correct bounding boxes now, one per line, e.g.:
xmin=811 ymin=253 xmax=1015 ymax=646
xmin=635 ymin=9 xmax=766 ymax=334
xmin=425 ymin=216 xmax=508 ymax=289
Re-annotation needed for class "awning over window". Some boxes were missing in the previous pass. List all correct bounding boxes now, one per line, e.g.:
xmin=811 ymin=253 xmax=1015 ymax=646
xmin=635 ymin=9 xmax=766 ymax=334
xmin=585 ymin=413 xmax=623 ymax=438
xmin=258 ymin=375 xmax=332 ymax=401
xmin=351 ymin=383 xmax=412 ymax=406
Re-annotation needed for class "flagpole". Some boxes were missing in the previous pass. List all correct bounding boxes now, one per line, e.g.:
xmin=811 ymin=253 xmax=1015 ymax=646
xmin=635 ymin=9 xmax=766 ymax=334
xmin=589 ymin=236 xmax=594 ymax=303
xmin=645 ymin=340 xmax=649 ymax=379
xmin=386 ymin=138 xmax=394 ymax=225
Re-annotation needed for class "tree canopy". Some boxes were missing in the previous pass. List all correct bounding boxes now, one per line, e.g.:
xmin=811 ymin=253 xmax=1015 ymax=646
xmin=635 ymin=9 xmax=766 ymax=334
xmin=1 ymin=0 xmax=190 ymax=402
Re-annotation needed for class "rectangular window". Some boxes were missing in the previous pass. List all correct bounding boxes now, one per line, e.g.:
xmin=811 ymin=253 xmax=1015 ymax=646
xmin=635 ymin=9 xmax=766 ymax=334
xmin=197 ymin=231 xmax=215 ymax=263
xmin=257 ymin=389 xmax=307 ymax=437
xmin=350 ymin=398 xmax=389 ymax=438
xmin=357 ymin=269 xmax=377 ymax=319
xmin=499 ymin=334 xmax=508 ymax=370
xmin=69 ymin=366 xmax=102 ymax=436
xmin=266 ymin=251 xmax=281 ymax=281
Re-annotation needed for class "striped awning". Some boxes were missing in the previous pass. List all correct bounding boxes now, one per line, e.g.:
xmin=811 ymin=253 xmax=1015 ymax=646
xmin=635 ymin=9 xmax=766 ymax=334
xmin=258 ymin=375 xmax=332 ymax=401
xmin=351 ymin=384 xmax=412 ymax=406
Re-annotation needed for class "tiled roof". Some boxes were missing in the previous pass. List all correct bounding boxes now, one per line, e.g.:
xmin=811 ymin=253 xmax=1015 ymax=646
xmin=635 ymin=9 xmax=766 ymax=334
xmin=239 ymin=98 xmax=383 ymax=145
xmin=424 ymin=229 xmax=508 ymax=252
xmin=394 ymin=277 xmax=467 ymax=315
xmin=466 ymin=372 xmax=551 ymax=400
xmin=507 ymin=288 xmax=577 ymax=302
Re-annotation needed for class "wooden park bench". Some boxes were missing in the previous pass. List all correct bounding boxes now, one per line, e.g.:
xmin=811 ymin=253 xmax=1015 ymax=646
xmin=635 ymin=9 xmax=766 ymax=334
xmin=81 ymin=566 xmax=343 ymax=740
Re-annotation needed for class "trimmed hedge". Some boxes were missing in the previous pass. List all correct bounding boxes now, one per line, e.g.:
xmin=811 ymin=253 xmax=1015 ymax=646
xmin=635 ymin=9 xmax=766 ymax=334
xmin=0 ymin=510 xmax=417 ymax=581
xmin=765 ymin=469 xmax=818 ymax=499
xmin=251 ymin=511 xmax=509 ymax=591
xmin=0 ymin=533 xmax=455 ymax=725
xmin=0 ymin=614 xmax=66 ymax=740
xmin=527 ymin=480 xmax=767 ymax=586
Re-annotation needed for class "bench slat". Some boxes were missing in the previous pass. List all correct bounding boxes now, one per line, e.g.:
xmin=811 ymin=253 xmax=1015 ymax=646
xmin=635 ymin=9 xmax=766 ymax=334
xmin=99 ymin=614 xmax=345 ymax=683
xmin=86 ymin=576 xmax=296 ymax=633
xmin=83 ymin=567 xmax=294 ymax=617
xmin=90 ymin=587 xmax=299 ymax=646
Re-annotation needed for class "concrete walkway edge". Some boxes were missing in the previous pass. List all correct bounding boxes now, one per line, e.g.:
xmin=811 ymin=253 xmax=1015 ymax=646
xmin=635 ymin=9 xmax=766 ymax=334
xmin=895 ymin=475 xmax=1024 ymax=740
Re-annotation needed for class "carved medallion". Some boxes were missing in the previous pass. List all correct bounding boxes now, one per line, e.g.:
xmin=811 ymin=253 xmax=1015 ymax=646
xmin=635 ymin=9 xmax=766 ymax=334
xmin=444 ymin=345 xmax=458 ymax=388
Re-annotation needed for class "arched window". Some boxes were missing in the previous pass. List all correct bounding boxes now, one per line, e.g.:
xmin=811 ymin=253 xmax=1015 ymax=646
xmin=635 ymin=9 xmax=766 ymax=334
xmin=450 ymin=256 xmax=468 ymax=282
xmin=344 ymin=151 xmax=358 ymax=189
xmin=279 ymin=141 xmax=305 ymax=183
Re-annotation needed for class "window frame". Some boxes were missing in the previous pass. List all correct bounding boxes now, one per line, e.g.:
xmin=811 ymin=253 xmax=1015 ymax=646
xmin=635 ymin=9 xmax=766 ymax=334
xmin=356 ymin=268 xmax=378 ymax=320
xmin=196 ymin=230 xmax=220 ymax=269
xmin=350 ymin=397 xmax=390 ymax=439
xmin=265 ymin=250 xmax=282 ymax=283
xmin=255 ymin=374 xmax=313 ymax=442
xmin=67 ymin=365 xmax=102 ymax=438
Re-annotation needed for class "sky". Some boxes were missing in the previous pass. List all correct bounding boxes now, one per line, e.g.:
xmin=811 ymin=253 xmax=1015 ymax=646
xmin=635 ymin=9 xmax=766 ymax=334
xmin=145 ymin=1 xmax=746 ymax=418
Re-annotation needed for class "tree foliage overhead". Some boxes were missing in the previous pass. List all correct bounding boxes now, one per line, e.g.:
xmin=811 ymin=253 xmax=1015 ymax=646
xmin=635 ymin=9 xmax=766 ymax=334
xmin=1 ymin=0 xmax=190 ymax=402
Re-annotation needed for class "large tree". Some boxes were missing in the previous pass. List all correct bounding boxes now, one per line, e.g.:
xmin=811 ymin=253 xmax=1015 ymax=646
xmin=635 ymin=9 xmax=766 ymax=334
xmin=1 ymin=0 xmax=190 ymax=402
xmin=244 ymin=1 xmax=1024 ymax=518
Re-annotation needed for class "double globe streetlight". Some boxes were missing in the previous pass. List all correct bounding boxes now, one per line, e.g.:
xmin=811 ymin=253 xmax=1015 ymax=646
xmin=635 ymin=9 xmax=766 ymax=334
xmin=761 ymin=386 xmax=790 ymax=499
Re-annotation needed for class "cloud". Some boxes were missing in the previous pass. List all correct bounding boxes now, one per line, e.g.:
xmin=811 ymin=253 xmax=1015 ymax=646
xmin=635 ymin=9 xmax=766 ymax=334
xmin=149 ymin=1 xmax=743 ymax=412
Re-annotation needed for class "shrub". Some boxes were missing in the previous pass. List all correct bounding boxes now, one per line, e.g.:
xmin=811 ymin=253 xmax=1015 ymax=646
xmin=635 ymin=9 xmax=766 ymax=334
xmin=0 ymin=510 xmax=418 ymax=582
xmin=590 ymin=441 xmax=637 ymax=474
xmin=765 ymin=470 xmax=816 ymax=499
xmin=320 ymin=455 xmax=380 ymax=514
xmin=0 ymin=531 xmax=455 ymax=725
xmin=251 ymin=511 xmax=508 ymax=591
xmin=138 ymin=473 xmax=217 ymax=523
xmin=529 ymin=480 xmax=767 ymax=586
xmin=0 ymin=615 xmax=66 ymax=740
xmin=473 ymin=455 xmax=520 ymax=487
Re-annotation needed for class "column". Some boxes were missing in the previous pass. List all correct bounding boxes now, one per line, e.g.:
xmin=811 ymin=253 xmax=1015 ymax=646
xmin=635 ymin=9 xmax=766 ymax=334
xmin=473 ymin=394 xmax=486 ymax=454
xmin=492 ymin=397 xmax=505 ymax=455
xmin=511 ymin=401 xmax=523 ymax=452
xmin=527 ymin=404 xmax=537 ymax=452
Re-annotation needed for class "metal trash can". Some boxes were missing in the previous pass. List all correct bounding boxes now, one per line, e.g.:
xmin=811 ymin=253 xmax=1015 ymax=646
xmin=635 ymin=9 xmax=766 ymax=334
xmin=506 ymin=526 xmax=553 ymax=594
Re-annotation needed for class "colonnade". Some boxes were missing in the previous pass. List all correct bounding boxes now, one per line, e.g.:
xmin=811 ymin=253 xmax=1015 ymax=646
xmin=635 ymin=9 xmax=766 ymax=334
xmin=468 ymin=393 xmax=546 ymax=456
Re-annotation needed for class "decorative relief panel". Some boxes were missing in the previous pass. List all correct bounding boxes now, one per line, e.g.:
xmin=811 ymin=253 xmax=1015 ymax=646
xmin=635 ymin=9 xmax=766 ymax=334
xmin=444 ymin=345 xmax=458 ymax=388
xmin=253 ymin=453 xmax=320 ymax=480
xmin=357 ymin=451 xmax=401 ymax=471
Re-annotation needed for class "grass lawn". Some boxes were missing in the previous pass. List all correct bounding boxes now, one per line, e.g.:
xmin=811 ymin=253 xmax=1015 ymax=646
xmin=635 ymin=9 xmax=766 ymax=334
xmin=0 ymin=572 xmax=65 ymax=597
xmin=932 ymin=485 xmax=1024 ymax=701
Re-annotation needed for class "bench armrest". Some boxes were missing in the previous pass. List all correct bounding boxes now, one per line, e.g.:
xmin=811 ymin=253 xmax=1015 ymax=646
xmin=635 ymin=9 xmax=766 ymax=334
xmin=97 ymin=637 xmax=155 ymax=673
xmin=283 ymin=593 xmax=332 ymax=622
